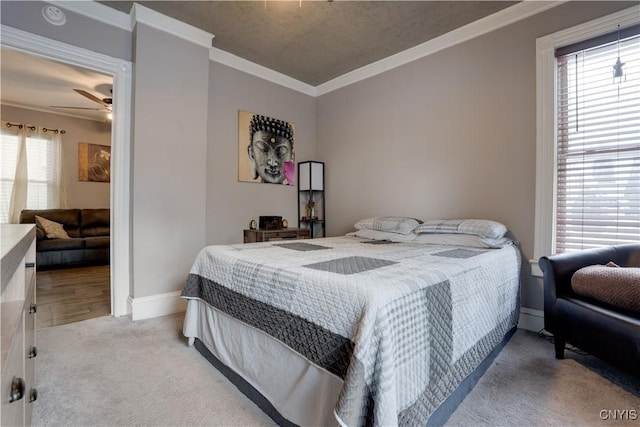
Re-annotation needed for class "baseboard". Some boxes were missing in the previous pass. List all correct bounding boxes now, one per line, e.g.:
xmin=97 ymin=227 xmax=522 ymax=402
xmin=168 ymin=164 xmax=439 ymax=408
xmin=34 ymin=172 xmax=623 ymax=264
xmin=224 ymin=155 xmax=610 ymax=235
xmin=128 ymin=291 xmax=186 ymax=321
xmin=518 ymin=307 xmax=544 ymax=332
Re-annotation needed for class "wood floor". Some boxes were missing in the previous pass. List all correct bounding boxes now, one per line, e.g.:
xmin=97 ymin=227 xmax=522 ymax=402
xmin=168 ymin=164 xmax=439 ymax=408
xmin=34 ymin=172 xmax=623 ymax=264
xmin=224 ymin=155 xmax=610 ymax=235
xmin=36 ymin=265 xmax=110 ymax=329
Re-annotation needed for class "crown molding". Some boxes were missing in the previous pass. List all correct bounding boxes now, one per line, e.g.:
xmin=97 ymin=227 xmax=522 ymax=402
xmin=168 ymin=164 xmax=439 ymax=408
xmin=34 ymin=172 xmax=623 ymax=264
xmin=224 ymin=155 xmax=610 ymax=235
xmin=537 ymin=3 xmax=640 ymax=48
xmin=47 ymin=0 xmax=131 ymax=31
xmin=315 ymin=0 xmax=567 ymax=95
xmin=209 ymin=48 xmax=317 ymax=97
xmin=132 ymin=3 xmax=213 ymax=48
xmin=42 ymin=0 xmax=565 ymax=96
xmin=48 ymin=1 xmax=214 ymax=48
xmin=1 ymin=101 xmax=107 ymax=123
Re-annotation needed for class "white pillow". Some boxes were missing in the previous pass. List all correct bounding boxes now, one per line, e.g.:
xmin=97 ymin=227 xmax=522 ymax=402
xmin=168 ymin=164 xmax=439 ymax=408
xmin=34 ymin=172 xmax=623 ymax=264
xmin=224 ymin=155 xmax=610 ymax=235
xmin=347 ymin=229 xmax=417 ymax=243
xmin=35 ymin=215 xmax=70 ymax=239
xmin=354 ymin=216 xmax=421 ymax=235
xmin=415 ymin=219 xmax=508 ymax=239
xmin=412 ymin=233 xmax=513 ymax=249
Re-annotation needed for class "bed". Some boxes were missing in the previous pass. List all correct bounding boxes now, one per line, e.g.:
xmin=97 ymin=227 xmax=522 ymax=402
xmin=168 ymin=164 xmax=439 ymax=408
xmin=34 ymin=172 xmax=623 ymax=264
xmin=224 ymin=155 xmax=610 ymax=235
xmin=181 ymin=218 xmax=521 ymax=426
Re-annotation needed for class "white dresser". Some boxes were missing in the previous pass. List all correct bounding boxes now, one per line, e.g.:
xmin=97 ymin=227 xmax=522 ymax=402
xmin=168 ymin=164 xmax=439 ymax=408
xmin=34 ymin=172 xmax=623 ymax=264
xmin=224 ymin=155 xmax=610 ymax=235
xmin=1 ymin=224 xmax=37 ymax=426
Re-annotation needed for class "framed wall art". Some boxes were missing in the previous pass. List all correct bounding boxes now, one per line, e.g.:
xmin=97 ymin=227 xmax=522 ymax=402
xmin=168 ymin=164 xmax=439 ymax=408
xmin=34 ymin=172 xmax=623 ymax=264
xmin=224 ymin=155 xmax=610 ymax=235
xmin=78 ymin=142 xmax=111 ymax=182
xmin=238 ymin=110 xmax=295 ymax=185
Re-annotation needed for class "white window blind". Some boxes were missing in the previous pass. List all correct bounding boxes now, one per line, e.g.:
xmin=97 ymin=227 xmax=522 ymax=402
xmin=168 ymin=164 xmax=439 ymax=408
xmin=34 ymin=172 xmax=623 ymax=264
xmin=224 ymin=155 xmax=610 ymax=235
xmin=555 ymin=26 xmax=640 ymax=252
xmin=25 ymin=137 xmax=57 ymax=209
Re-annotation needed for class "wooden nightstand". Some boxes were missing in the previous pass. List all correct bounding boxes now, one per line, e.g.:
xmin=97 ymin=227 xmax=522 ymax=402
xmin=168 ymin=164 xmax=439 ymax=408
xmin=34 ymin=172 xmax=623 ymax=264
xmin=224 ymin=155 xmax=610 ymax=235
xmin=244 ymin=228 xmax=311 ymax=243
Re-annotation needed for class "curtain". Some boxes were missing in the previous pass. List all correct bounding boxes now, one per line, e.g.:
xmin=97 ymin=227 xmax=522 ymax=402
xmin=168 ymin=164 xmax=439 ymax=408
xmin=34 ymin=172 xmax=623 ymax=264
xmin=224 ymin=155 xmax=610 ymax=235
xmin=29 ymin=126 xmax=68 ymax=212
xmin=1 ymin=122 xmax=25 ymax=223
xmin=1 ymin=121 xmax=67 ymax=223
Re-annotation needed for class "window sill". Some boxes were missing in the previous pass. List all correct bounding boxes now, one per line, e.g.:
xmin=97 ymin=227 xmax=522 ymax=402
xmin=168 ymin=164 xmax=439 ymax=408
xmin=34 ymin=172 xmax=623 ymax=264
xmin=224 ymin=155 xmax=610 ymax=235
xmin=529 ymin=259 xmax=543 ymax=278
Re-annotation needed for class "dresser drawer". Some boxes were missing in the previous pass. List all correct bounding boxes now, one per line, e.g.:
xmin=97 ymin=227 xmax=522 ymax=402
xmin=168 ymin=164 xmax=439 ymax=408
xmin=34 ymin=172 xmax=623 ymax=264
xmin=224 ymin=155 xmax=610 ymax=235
xmin=1 ymin=311 xmax=25 ymax=427
xmin=264 ymin=231 xmax=299 ymax=241
xmin=1 ymin=225 xmax=37 ymax=427
xmin=24 ymin=277 xmax=37 ymax=423
xmin=244 ymin=228 xmax=311 ymax=243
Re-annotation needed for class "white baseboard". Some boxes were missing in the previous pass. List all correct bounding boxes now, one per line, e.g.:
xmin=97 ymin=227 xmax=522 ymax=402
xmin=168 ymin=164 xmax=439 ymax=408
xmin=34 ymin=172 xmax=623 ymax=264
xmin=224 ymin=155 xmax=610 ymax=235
xmin=127 ymin=291 xmax=186 ymax=321
xmin=518 ymin=307 xmax=544 ymax=332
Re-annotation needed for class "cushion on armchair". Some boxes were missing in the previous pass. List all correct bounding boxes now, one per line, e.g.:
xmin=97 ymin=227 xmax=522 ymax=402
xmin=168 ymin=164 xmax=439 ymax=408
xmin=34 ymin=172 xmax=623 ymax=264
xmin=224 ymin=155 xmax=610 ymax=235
xmin=571 ymin=263 xmax=640 ymax=313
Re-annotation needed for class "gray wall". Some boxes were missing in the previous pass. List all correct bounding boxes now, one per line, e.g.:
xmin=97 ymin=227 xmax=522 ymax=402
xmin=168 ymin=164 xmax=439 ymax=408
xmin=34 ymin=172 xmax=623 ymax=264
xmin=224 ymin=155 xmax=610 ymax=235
xmin=0 ymin=105 xmax=111 ymax=209
xmin=3 ymin=0 xmax=634 ymax=313
xmin=131 ymin=23 xmax=209 ymax=298
xmin=316 ymin=1 xmax=634 ymax=311
xmin=206 ymin=61 xmax=316 ymax=245
xmin=0 ymin=0 xmax=131 ymax=61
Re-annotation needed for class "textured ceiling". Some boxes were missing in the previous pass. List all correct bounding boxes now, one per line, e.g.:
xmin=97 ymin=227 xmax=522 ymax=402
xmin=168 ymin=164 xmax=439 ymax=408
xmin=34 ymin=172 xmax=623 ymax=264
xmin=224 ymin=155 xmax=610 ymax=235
xmin=100 ymin=1 xmax=518 ymax=86
xmin=1 ymin=1 xmax=519 ymax=122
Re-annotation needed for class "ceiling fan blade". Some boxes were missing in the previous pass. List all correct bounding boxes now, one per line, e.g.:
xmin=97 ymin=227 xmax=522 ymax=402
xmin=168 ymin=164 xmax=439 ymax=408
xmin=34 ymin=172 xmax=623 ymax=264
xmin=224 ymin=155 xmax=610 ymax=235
xmin=49 ymin=105 xmax=105 ymax=110
xmin=74 ymin=89 xmax=111 ymax=108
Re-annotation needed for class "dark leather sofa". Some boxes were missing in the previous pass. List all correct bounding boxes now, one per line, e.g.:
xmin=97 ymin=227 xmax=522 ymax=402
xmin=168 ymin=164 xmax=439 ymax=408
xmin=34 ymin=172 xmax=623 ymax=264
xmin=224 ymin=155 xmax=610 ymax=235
xmin=19 ymin=208 xmax=110 ymax=270
xmin=539 ymin=244 xmax=640 ymax=377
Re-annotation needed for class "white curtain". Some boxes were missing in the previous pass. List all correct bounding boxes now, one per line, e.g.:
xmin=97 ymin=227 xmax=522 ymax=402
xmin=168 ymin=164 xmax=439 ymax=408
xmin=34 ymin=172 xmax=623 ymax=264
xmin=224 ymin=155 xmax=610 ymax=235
xmin=1 ymin=121 xmax=67 ymax=223
xmin=1 ymin=122 xmax=25 ymax=223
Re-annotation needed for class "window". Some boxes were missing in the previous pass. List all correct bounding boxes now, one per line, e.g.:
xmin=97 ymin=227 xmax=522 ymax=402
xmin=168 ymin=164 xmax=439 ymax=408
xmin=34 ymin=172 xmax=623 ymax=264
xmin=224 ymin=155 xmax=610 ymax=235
xmin=534 ymin=6 xmax=640 ymax=263
xmin=0 ymin=123 xmax=65 ymax=223
xmin=555 ymin=25 xmax=640 ymax=252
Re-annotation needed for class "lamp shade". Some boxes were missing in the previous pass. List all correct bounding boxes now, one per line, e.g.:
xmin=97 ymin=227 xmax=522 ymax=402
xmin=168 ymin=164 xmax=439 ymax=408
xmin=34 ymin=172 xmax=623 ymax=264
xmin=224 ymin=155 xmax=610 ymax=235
xmin=298 ymin=161 xmax=323 ymax=191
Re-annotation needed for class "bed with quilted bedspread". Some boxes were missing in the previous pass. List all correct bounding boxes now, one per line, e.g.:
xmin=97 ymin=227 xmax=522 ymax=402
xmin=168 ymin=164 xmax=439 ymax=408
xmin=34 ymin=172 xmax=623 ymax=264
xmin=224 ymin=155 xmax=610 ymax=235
xmin=181 ymin=233 xmax=520 ymax=426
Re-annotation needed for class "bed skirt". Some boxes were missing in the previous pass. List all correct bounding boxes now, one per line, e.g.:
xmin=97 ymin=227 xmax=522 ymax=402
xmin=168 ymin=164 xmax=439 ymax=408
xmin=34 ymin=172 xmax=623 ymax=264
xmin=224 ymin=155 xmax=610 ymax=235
xmin=187 ymin=299 xmax=517 ymax=426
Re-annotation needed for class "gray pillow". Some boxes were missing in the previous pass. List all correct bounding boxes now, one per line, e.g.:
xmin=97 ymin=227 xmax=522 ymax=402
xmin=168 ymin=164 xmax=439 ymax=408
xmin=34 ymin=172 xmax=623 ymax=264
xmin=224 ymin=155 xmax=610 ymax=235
xmin=354 ymin=216 xmax=421 ymax=235
xmin=415 ymin=219 xmax=507 ymax=239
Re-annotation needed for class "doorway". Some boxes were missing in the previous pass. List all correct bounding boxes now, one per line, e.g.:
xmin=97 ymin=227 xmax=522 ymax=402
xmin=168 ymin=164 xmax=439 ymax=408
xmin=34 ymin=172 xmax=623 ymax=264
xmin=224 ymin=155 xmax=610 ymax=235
xmin=1 ymin=26 xmax=132 ymax=318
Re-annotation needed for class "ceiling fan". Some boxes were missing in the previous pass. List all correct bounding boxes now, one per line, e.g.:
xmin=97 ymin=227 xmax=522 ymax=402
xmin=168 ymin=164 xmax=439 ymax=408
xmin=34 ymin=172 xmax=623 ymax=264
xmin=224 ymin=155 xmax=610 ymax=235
xmin=50 ymin=88 xmax=113 ymax=112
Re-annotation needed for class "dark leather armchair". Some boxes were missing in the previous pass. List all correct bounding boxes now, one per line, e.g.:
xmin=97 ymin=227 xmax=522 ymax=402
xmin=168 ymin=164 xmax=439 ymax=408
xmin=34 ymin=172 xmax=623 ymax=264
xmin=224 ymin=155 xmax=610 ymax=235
xmin=539 ymin=244 xmax=640 ymax=377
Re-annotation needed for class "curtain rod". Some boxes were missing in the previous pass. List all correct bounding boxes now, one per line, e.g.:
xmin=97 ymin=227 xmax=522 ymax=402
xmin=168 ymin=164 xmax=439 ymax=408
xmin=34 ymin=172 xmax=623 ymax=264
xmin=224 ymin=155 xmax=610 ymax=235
xmin=43 ymin=127 xmax=66 ymax=134
xmin=4 ymin=122 xmax=66 ymax=134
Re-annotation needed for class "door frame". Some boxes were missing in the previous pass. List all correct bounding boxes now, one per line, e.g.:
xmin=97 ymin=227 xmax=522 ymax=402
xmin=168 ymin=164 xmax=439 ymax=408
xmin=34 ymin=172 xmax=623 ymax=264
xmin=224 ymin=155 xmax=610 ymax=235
xmin=2 ymin=25 xmax=132 ymax=317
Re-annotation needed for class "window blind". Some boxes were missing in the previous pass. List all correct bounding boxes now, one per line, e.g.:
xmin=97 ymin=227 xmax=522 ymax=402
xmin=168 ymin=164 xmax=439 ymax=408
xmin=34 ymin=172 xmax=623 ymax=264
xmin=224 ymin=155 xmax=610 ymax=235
xmin=555 ymin=28 xmax=640 ymax=252
xmin=26 ymin=137 xmax=57 ymax=209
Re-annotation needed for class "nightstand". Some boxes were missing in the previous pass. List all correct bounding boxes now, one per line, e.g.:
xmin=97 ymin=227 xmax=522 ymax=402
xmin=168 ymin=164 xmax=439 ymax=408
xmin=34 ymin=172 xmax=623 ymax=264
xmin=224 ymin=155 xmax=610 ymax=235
xmin=244 ymin=228 xmax=311 ymax=243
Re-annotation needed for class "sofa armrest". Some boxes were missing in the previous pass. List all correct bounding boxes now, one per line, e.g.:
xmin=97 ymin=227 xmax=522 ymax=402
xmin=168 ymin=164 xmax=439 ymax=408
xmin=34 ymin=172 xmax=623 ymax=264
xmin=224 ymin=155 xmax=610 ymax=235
xmin=539 ymin=244 xmax=640 ymax=333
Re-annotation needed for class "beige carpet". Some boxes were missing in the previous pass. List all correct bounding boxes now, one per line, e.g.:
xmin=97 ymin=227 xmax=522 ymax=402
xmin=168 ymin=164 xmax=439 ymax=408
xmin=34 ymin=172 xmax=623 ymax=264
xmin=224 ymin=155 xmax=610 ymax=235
xmin=32 ymin=313 xmax=639 ymax=427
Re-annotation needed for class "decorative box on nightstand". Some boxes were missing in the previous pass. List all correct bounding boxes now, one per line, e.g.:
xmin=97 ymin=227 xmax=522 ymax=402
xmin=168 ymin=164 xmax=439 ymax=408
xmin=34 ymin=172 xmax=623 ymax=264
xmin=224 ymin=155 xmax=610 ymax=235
xmin=243 ymin=228 xmax=311 ymax=243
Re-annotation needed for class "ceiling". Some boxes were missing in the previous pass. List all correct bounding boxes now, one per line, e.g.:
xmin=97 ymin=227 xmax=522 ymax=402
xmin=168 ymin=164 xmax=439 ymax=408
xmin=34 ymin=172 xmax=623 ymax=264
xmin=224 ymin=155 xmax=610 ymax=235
xmin=100 ymin=1 xmax=518 ymax=85
xmin=1 ymin=48 xmax=114 ymax=122
xmin=1 ymin=1 xmax=519 ymax=122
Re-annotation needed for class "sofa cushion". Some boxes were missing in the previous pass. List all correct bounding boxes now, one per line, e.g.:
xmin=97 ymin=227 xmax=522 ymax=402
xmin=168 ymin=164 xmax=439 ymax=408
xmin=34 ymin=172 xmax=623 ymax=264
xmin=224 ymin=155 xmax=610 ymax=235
xmin=83 ymin=236 xmax=110 ymax=249
xmin=35 ymin=215 xmax=70 ymax=239
xmin=81 ymin=227 xmax=110 ymax=238
xmin=571 ymin=263 xmax=640 ymax=313
xmin=81 ymin=209 xmax=110 ymax=228
xmin=37 ymin=237 xmax=85 ymax=252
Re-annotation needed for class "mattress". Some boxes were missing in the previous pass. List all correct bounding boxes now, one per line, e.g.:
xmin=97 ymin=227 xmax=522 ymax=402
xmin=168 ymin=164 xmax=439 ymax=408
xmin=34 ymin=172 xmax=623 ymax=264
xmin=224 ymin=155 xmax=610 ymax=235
xmin=181 ymin=236 xmax=521 ymax=426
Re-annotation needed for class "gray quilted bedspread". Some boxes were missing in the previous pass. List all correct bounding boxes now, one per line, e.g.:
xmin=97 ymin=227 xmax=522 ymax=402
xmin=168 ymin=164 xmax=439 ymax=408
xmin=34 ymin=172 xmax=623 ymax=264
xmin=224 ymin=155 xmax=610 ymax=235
xmin=181 ymin=236 xmax=520 ymax=426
